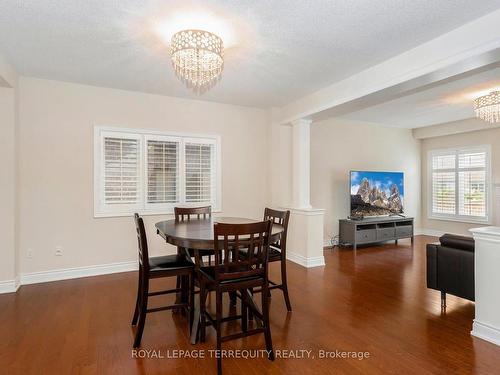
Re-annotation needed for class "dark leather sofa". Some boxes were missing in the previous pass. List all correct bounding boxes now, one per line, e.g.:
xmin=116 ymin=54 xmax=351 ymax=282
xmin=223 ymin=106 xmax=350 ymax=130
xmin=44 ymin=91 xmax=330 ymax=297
xmin=426 ymin=234 xmax=475 ymax=308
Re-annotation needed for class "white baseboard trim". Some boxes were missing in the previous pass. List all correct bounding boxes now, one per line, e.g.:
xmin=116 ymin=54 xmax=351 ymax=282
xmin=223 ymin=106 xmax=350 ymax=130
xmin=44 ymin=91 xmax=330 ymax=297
xmin=416 ymin=228 xmax=469 ymax=238
xmin=20 ymin=260 xmax=138 ymax=286
xmin=287 ymin=251 xmax=325 ymax=268
xmin=0 ymin=279 xmax=20 ymax=294
xmin=472 ymin=320 xmax=500 ymax=347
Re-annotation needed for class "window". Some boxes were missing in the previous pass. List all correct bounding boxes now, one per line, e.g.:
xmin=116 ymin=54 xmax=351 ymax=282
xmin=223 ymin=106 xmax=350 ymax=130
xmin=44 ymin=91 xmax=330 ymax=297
xmin=428 ymin=146 xmax=490 ymax=223
xmin=94 ymin=127 xmax=221 ymax=217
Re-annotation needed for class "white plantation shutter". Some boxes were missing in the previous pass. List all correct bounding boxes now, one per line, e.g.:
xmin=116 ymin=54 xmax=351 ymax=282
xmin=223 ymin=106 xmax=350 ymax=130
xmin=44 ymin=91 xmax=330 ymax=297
xmin=103 ymin=135 xmax=141 ymax=207
xmin=429 ymin=147 xmax=489 ymax=222
xmin=458 ymin=151 xmax=486 ymax=217
xmin=146 ymin=138 xmax=179 ymax=205
xmin=185 ymin=141 xmax=215 ymax=204
xmin=95 ymin=127 xmax=220 ymax=217
xmin=431 ymin=153 xmax=456 ymax=215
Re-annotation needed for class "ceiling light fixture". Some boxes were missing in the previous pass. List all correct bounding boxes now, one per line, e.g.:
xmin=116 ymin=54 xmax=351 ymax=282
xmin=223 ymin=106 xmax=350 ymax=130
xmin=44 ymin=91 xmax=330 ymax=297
xmin=474 ymin=91 xmax=500 ymax=123
xmin=170 ymin=29 xmax=224 ymax=91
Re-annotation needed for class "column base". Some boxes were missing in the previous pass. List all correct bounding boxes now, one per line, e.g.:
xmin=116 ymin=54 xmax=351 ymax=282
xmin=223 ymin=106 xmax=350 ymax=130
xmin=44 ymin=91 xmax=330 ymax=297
xmin=283 ymin=207 xmax=326 ymax=268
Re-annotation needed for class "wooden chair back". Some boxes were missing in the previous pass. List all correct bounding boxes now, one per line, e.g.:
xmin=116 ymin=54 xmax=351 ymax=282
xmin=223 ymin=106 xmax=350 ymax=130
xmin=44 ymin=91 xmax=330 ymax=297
xmin=174 ymin=206 xmax=212 ymax=221
xmin=134 ymin=213 xmax=149 ymax=272
xmin=263 ymin=208 xmax=290 ymax=255
xmin=213 ymin=220 xmax=273 ymax=282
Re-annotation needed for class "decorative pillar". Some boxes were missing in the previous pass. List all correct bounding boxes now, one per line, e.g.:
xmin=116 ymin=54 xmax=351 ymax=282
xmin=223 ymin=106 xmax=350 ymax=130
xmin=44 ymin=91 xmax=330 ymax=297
xmin=291 ymin=119 xmax=312 ymax=209
xmin=285 ymin=118 xmax=325 ymax=268
xmin=469 ymin=226 xmax=500 ymax=346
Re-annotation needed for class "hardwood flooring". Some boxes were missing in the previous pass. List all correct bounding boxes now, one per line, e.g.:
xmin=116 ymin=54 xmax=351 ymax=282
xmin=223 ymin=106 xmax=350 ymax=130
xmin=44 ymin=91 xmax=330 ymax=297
xmin=1 ymin=235 xmax=499 ymax=374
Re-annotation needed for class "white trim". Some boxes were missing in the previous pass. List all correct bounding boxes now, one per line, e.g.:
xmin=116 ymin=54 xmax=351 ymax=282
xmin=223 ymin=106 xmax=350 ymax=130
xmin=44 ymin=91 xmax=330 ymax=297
xmin=0 ymin=279 xmax=19 ymax=294
xmin=286 ymin=251 xmax=325 ymax=268
xmin=20 ymin=260 xmax=138 ymax=285
xmin=286 ymin=207 xmax=326 ymax=216
xmin=415 ymin=228 xmax=469 ymax=237
xmin=472 ymin=320 xmax=500 ymax=347
xmin=427 ymin=145 xmax=492 ymax=224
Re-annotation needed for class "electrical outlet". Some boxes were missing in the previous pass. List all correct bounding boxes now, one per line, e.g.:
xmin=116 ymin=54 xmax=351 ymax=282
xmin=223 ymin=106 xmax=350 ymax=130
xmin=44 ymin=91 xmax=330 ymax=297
xmin=55 ymin=246 xmax=63 ymax=256
xmin=27 ymin=248 xmax=33 ymax=259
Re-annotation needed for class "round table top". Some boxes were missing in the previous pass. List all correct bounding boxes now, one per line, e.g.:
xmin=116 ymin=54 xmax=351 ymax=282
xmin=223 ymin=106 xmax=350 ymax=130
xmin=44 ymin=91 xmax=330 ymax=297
xmin=155 ymin=217 xmax=284 ymax=250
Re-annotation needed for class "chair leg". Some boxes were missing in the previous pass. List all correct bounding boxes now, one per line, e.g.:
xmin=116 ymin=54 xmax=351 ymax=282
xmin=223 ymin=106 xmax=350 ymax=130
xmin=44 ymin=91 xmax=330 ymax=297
xmin=216 ymin=290 xmax=223 ymax=375
xmin=261 ymin=282 xmax=274 ymax=361
xmin=200 ymin=283 xmax=207 ymax=343
xmin=441 ymin=291 xmax=446 ymax=309
xmin=229 ymin=291 xmax=237 ymax=306
xmin=189 ymin=273 xmax=195 ymax=335
xmin=281 ymin=260 xmax=292 ymax=311
xmin=131 ymin=267 xmax=142 ymax=325
xmin=241 ymin=288 xmax=248 ymax=333
xmin=133 ymin=279 xmax=149 ymax=348
xmin=248 ymin=288 xmax=254 ymax=321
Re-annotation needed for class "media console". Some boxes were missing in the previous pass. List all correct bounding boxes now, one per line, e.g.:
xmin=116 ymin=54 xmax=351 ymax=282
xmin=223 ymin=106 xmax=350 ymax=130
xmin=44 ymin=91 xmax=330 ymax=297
xmin=339 ymin=216 xmax=414 ymax=250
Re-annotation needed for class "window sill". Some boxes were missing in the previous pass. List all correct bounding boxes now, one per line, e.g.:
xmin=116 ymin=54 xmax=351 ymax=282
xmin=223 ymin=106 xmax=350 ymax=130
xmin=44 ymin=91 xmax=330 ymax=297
xmin=94 ymin=207 xmax=222 ymax=219
xmin=428 ymin=215 xmax=491 ymax=225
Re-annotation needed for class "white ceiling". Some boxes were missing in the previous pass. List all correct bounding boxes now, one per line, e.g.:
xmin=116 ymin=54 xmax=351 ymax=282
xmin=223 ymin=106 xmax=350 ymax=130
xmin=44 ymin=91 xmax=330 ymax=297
xmin=1 ymin=0 xmax=500 ymax=108
xmin=339 ymin=66 xmax=500 ymax=128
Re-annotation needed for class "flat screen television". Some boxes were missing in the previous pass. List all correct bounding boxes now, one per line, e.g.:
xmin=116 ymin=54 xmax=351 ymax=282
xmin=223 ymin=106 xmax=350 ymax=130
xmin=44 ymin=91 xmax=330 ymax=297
xmin=350 ymin=171 xmax=404 ymax=217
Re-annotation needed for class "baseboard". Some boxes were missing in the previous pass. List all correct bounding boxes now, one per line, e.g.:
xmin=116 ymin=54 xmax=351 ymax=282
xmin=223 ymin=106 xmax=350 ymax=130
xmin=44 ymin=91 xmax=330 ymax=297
xmin=472 ymin=320 xmax=500 ymax=347
xmin=20 ymin=260 xmax=138 ymax=286
xmin=0 ymin=279 xmax=20 ymax=294
xmin=416 ymin=228 xmax=445 ymax=237
xmin=287 ymin=251 xmax=325 ymax=268
xmin=416 ymin=228 xmax=468 ymax=237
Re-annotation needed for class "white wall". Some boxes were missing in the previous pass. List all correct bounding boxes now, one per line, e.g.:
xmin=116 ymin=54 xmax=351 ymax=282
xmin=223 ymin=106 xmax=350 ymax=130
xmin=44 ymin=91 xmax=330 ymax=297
xmin=420 ymin=123 xmax=500 ymax=236
xmin=310 ymin=118 xmax=421 ymax=242
xmin=18 ymin=77 xmax=271 ymax=275
xmin=0 ymin=87 xmax=16 ymax=283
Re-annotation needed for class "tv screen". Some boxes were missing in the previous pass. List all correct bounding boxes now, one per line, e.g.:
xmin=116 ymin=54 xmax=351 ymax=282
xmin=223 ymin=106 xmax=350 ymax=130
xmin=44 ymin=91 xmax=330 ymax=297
xmin=350 ymin=171 xmax=404 ymax=217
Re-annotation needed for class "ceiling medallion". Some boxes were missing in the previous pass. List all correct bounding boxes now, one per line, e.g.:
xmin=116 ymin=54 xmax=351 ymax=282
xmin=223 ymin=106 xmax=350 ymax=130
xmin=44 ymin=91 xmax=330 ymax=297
xmin=170 ymin=29 xmax=224 ymax=92
xmin=474 ymin=91 xmax=500 ymax=123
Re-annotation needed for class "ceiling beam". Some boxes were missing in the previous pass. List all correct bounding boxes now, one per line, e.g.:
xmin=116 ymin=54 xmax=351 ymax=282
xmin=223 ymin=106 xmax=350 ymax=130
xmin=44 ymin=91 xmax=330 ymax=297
xmin=278 ymin=9 xmax=500 ymax=124
xmin=0 ymin=53 xmax=18 ymax=88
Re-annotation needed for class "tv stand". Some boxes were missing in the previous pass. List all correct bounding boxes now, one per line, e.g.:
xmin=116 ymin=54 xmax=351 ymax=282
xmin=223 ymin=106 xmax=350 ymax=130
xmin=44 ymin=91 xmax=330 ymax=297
xmin=339 ymin=216 xmax=414 ymax=250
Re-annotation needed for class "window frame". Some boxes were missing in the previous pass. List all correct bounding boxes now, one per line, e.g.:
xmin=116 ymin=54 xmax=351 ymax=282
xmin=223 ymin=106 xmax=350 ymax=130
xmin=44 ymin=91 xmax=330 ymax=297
xmin=427 ymin=145 xmax=492 ymax=224
xmin=94 ymin=126 xmax=222 ymax=218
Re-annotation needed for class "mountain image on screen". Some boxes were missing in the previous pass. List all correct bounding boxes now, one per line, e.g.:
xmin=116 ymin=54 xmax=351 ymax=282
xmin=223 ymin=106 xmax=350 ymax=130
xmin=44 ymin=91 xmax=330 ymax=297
xmin=350 ymin=171 xmax=404 ymax=217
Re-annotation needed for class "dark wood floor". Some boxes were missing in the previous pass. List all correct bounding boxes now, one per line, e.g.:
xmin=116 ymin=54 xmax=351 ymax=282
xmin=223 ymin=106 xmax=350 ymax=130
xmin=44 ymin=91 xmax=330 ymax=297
xmin=1 ymin=235 xmax=499 ymax=374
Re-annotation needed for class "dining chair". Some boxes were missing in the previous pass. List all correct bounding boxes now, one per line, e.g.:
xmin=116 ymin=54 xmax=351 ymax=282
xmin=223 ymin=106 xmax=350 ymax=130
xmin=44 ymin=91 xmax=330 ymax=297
xmin=131 ymin=213 xmax=195 ymax=348
xmin=174 ymin=206 xmax=213 ymax=265
xmin=174 ymin=205 xmax=212 ymax=221
xmin=263 ymin=208 xmax=292 ymax=311
xmin=243 ymin=208 xmax=292 ymax=312
xmin=198 ymin=220 xmax=275 ymax=375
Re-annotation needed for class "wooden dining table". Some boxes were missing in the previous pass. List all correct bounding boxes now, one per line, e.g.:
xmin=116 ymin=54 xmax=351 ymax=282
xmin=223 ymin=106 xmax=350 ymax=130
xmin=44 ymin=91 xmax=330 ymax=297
xmin=155 ymin=217 xmax=284 ymax=344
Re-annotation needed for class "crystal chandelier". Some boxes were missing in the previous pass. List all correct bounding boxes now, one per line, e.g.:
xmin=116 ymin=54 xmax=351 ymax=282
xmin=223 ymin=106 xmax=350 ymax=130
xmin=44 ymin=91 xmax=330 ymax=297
xmin=474 ymin=91 xmax=500 ymax=123
xmin=170 ymin=29 xmax=224 ymax=91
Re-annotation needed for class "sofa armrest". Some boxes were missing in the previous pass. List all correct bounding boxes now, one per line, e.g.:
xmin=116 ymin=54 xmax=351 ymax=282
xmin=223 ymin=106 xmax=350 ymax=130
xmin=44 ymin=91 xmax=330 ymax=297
xmin=426 ymin=243 xmax=438 ymax=290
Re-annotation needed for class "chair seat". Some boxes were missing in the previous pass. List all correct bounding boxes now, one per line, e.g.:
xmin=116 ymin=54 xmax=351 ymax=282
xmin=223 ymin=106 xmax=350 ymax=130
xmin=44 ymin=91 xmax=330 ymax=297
xmin=199 ymin=266 xmax=263 ymax=285
xmin=238 ymin=245 xmax=282 ymax=261
xmin=149 ymin=254 xmax=194 ymax=272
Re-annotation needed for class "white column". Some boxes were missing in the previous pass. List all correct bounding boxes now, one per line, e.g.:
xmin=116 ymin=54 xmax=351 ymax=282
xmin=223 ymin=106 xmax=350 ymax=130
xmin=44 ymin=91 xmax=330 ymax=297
xmin=284 ymin=118 xmax=325 ymax=268
xmin=291 ymin=119 xmax=312 ymax=209
xmin=469 ymin=226 xmax=500 ymax=346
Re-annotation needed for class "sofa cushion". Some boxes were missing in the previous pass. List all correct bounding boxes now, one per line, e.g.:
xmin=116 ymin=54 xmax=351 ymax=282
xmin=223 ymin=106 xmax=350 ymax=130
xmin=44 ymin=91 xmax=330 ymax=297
xmin=439 ymin=234 xmax=475 ymax=253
